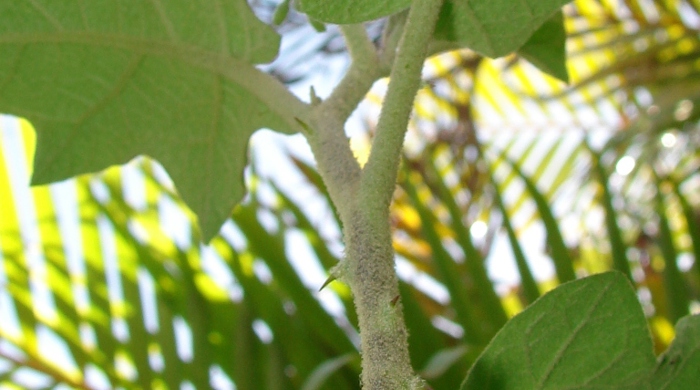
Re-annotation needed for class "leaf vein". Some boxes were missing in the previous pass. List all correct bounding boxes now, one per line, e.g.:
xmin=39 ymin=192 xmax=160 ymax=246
xmin=3 ymin=32 xmax=302 ymax=129
xmin=214 ymin=0 xmax=230 ymax=55
xmin=535 ymin=279 xmax=614 ymax=388
xmin=22 ymin=0 xmax=64 ymax=31
xmin=75 ymin=55 xmax=144 ymax=126
xmin=147 ymin=0 xmax=179 ymax=42
xmin=463 ymin=2 xmax=495 ymax=55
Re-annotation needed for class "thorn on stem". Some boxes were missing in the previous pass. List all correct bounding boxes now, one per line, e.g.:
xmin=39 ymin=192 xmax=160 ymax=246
xmin=319 ymin=274 xmax=336 ymax=292
xmin=309 ymin=86 xmax=322 ymax=106
xmin=294 ymin=117 xmax=313 ymax=136
xmin=390 ymin=295 xmax=400 ymax=307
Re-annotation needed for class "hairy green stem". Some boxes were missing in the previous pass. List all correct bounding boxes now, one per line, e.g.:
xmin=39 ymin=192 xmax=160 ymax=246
xmin=362 ymin=0 xmax=443 ymax=218
xmin=347 ymin=1 xmax=442 ymax=389
xmin=307 ymin=110 xmax=361 ymax=221
xmin=379 ymin=10 xmax=409 ymax=71
xmin=341 ymin=24 xmax=378 ymax=72
xmin=307 ymin=2 xmax=443 ymax=387
xmin=321 ymin=25 xmax=385 ymax=121
xmin=310 ymin=26 xmax=383 ymax=220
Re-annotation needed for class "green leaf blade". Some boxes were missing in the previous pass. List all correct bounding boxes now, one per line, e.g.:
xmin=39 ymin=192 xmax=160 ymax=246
xmin=0 ymin=1 xmax=280 ymax=63
xmin=518 ymin=11 xmax=569 ymax=83
xmin=587 ymin=144 xmax=632 ymax=280
xmin=435 ymin=0 xmax=572 ymax=58
xmin=301 ymin=353 xmax=357 ymax=390
xmin=462 ymin=272 xmax=656 ymax=390
xmin=0 ymin=1 xmax=305 ymax=241
xmin=652 ymin=315 xmax=700 ymax=389
xmin=500 ymin=151 xmax=576 ymax=284
xmin=297 ymin=0 xmax=411 ymax=24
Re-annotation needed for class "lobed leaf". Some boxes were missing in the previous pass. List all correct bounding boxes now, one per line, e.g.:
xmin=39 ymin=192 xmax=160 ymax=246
xmin=0 ymin=1 xmax=304 ymax=241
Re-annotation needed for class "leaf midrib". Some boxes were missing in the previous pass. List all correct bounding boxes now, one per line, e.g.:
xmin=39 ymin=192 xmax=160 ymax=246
xmin=0 ymin=31 xmax=251 ymax=69
xmin=0 ymin=31 xmax=308 ymax=131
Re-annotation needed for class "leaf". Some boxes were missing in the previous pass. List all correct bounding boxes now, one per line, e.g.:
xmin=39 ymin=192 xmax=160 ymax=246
xmin=461 ymin=272 xmax=656 ymax=390
xmin=670 ymin=179 xmax=700 ymax=282
xmin=0 ymin=1 xmax=306 ymax=241
xmin=402 ymin=168 xmax=486 ymax=344
xmin=398 ymin=282 xmax=450 ymax=373
xmin=422 ymin=154 xmax=507 ymax=333
xmin=273 ymin=0 xmax=292 ymax=26
xmin=420 ymin=345 xmax=469 ymax=380
xmin=651 ymin=314 xmax=700 ymax=389
xmin=434 ymin=0 xmax=572 ymax=58
xmin=587 ymin=143 xmax=632 ymax=280
xmin=499 ymin=152 xmax=576 ymax=284
xmin=487 ymin=167 xmax=540 ymax=305
xmin=517 ymin=10 xmax=569 ymax=83
xmin=654 ymin=183 xmax=690 ymax=324
xmin=301 ymin=353 xmax=357 ymax=390
xmin=232 ymin=204 xmax=357 ymax=356
xmin=296 ymin=0 xmax=411 ymax=24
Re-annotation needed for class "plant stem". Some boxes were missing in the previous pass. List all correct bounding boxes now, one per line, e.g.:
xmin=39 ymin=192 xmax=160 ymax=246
xmin=308 ymin=27 xmax=383 ymax=220
xmin=341 ymin=24 xmax=379 ymax=74
xmin=308 ymin=1 xmax=443 ymax=387
xmin=379 ymin=10 xmax=409 ymax=72
xmin=362 ymin=0 xmax=443 ymax=217
xmin=347 ymin=1 xmax=443 ymax=388
xmin=322 ymin=25 xmax=383 ymax=121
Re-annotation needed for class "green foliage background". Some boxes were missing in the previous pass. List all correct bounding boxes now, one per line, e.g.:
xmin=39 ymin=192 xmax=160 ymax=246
xmin=1 ymin=0 xmax=700 ymax=389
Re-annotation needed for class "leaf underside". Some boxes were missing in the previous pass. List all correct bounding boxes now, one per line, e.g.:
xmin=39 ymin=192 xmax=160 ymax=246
xmin=296 ymin=0 xmax=411 ymax=24
xmin=435 ymin=0 xmax=573 ymax=58
xmin=651 ymin=314 xmax=700 ymax=389
xmin=518 ymin=10 xmax=569 ymax=83
xmin=462 ymin=272 xmax=700 ymax=389
xmin=0 ymin=1 xmax=298 ymax=241
xmin=298 ymin=0 xmax=572 ymax=80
